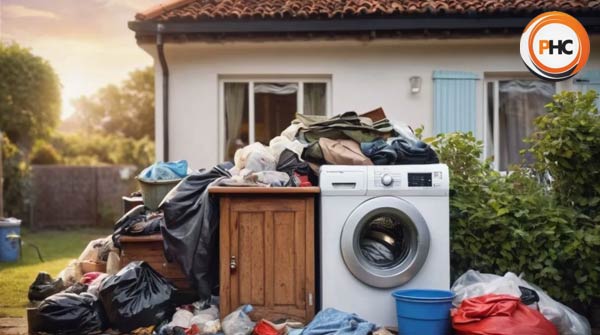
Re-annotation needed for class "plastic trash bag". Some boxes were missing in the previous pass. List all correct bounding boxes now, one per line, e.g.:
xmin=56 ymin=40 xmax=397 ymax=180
xmin=106 ymin=250 xmax=120 ymax=275
xmin=222 ymin=305 xmax=255 ymax=335
xmin=234 ymin=142 xmax=277 ymax=173
xmin=28 ymin=272 xmax=65 ymax=301
xmin=36 ymin=292 xmax=107 ymax=334
xmin=139 ymin=160 xmax=188 ymax=181
xmin=200 ymin=319 xmax=222 ymax=334
xmin=452 ymin=270 xmax=591 ymax=335
xmin=191 ymin=305 xmax=219 ymax=326
xmin=168 ymin=308 xmax=194 ymax=328
xmin=452 ymin=294 xmax=558 ymax=335
xmin=99 ymin=261 xmax=175 ymax=333
xmin=87 ymin=273 xmax=108 ymax=298
xmin=63 ymin=282 xmax=88 ymax=295
xmin=57 ymin=260 xmax=83 ymax=287
xmin=160 ymin=166 xmax=231 ymax=300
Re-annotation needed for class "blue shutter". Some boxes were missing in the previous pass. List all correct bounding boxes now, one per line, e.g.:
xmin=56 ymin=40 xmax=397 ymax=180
xmin=574 ymin=70 xmax=600 ymax=109
xmin=433 ymin=70 xmax=479 ymax=134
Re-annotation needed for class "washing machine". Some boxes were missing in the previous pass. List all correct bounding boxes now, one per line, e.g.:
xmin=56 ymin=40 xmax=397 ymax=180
xmin=319 ymin=164 xmax=450 ymax=327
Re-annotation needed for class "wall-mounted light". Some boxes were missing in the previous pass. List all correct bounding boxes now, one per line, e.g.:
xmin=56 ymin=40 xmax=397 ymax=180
xmin=409 ymin=76 xmax=422 ymax=94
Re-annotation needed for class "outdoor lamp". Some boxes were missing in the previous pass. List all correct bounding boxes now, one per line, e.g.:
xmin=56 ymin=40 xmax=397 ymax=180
xmin=409 ymin=76 xmax=422 ymax=94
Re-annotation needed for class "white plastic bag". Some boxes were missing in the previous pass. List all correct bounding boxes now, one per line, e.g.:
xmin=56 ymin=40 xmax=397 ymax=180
xmin=191 ymin=304 xmax=219 ymax=325
xmin=168 ymin=308 xmax=194 ymax=328
xmin=191 ymin=305 xmax=221 ymax=334
xmin=234 ymin=143 xmax=276 ymax=173
xmin=452 ymin=270 xmax=591 ymax=335
xmin=57 ymin=260 xmax=83 ymax=286
xmin=222 ymin=305 xmax=254 ymax=335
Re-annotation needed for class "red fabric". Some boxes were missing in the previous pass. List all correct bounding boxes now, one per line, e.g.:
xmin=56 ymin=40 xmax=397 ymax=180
xmin=295 ymin=173 xmax=312 ymax=187
xmin=184 ymin=324 xmax=200 ymax=335
xmin=253 ymin=320 xmax=285 ymax=335
xmin=80 ymin=272 xmax=102 ymax=285
xmin=452 ymin=294 xmax=558 ymax=335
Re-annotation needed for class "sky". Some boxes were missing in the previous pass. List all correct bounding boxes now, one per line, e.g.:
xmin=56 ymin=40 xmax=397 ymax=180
xmin=0 ymin=0 xmax=158 ymax=118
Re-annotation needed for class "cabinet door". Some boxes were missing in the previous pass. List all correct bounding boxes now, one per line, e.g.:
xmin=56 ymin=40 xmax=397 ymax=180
xmin=220 ymin=197 xmax=315 ymax=322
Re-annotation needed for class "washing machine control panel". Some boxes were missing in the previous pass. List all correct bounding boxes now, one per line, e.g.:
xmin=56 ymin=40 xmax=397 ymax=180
xmin=381 ymin=174 xmax=394 ymax=186
xmin=374 ymin=169 xmax=402 ymax=188
xmin=368 ymin=164 xmax=449 ymax=195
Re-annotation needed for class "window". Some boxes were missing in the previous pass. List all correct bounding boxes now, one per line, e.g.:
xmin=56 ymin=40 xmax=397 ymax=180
xmin=484 ymin=78 xmax=555 ymax=170
xmin=221 ymin=79 xmax=329 ymax=160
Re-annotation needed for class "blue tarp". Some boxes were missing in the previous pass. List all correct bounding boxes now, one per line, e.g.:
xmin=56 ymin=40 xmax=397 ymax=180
xmin=138 ymin=160 xmax=188 ymax=181
xmin=302 ymin=308 xmax=375 ymax=335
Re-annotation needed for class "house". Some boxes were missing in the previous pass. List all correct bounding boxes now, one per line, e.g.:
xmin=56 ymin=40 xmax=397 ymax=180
xmin=129 ymin=0 xmax=600 ymax=171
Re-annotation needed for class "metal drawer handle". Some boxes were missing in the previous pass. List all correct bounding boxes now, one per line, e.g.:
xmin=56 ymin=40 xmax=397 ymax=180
xmin=230 ymin=256 xmax=237 ymax=270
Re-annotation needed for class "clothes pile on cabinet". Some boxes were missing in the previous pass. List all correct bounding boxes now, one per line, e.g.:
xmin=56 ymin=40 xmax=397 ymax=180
xmin=220 ymin=107 xmax=438 ymax=188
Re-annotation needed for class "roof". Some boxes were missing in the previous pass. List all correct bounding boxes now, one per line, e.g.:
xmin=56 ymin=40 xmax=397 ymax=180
xmin=130 ymin=0 xmax=600 ymax=41
xmin=136 ymin=0 xmax=600 ymax=21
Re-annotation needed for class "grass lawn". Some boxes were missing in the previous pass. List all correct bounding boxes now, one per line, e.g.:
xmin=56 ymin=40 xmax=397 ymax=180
xmin=0 ymin=227 xmax=111 ymax=317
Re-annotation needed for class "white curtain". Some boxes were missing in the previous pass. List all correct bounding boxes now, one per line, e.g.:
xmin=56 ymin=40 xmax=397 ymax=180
xmin=499 ymin=80 xmax=554 ymax=169
xmin=254 ymin=83 xmax=297 ymax=95
xmin=225 ymin=83 xmax=246 ymax=159
xmin=303 ymin=83 xmax=326 ymax=115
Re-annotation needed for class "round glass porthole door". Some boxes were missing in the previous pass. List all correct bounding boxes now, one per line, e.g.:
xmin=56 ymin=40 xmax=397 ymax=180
xmin=340 ymin=197 xmax=430 ymax=288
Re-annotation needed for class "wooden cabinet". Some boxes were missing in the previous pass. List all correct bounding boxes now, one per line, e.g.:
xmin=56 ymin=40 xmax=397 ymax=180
xmin=119 ymin=234 xmax=191 ymax=289
xmin=211 ymin=187 xmax=319 ymax=323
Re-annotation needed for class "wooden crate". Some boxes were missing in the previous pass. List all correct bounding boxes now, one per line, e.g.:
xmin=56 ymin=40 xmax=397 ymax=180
xmin=119 ymin=234 xmax=191 ymax=289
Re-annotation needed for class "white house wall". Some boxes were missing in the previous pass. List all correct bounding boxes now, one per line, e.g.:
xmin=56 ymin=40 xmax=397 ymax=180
xmin=140 ymin=37 xmax=600 ymax=170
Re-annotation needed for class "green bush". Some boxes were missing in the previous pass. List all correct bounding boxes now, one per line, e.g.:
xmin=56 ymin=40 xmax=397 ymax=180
xmin=430 ymin=131 xmax=600 ymax=304
xmin=30 ymin=140 xmax=61 ymax=165
xmin=526 ymin=90 xmax=600 ymax=221
xmin=1 ymin=134 xmax=30 ymax=218
xmin=50 ymin=132 xmax=154 ymax=171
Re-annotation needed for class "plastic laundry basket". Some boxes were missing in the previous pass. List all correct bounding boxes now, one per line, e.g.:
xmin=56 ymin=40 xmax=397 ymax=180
xmin=136 ymin=177 xmax=181 ymax=211
xmin=0 ymin=218 xmax=22 ymax=262
xmin=392 ymin=289 xmax=455 ymax=335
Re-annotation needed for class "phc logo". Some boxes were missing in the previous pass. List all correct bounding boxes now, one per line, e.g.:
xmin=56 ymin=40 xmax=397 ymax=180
xmin=520 ymin=11 xmax=590 ymax=81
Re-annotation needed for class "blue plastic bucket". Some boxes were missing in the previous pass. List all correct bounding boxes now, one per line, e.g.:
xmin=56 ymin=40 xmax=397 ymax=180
xmin=392 ymin=289 xmax=455 ymax=335
xmin=0 ymin=218 xmax=21 ymax=262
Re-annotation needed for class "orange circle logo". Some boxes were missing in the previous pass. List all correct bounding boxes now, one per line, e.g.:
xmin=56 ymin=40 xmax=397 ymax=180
xmin=520 ymin=12 xmax=590 ymax=81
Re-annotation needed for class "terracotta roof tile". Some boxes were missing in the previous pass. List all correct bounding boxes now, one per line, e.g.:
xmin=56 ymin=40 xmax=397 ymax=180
xmin=135 ymin=0 xmax=600 ymax=21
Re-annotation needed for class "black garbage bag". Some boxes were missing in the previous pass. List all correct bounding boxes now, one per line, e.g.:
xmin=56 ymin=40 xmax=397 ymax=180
xmin=36 ymin=292 xmax=107 ymax=334
xmin=112 ymin=205 xmax=163 ymax=248
xmin=63 ymin=282 xmax=88 ymax=295
xmin=160 ymin=165 xmax=230 ymax=300
xmin=99 ymin=261 xmax=175 ymax=333
xmin=28 ymin=272 xmax=65 ymax=301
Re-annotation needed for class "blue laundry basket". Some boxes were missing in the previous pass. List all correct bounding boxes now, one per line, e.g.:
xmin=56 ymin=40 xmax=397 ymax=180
xmin=392 ymin=289 xmax=455 ymax=335
xmin=0 ymin=218 xmax=21 ymax=262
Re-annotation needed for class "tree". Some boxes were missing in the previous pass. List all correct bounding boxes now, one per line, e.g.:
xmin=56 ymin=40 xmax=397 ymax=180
xmin=70 ymin=66 xmax=155 ymax=140
xmin=0 ymin=42 xmax=61 ymax=150
xmin=30 ymin=140 xmax=61 ymax=165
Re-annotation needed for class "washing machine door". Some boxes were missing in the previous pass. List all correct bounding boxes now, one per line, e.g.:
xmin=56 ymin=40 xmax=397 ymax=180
xmin=340 ymin=196 xmax=430 ymax=288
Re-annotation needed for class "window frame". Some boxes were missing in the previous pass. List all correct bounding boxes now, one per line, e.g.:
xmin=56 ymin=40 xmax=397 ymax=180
xmin=218 ymin=76 xmax=332 ymax=162
xmin=483 ymin=74 xmax=557 ymax=170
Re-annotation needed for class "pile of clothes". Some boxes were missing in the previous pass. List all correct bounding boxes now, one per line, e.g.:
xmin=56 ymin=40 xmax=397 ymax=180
xmin=112 ymin=205 xmax=163 ymax=247
xmin=218 ymin=108 xmax=438 ymax=188
xmin=295 ymin=109 xmax=438 ymax=169
xmin=154 ymin=303 xmax=392 ymax=335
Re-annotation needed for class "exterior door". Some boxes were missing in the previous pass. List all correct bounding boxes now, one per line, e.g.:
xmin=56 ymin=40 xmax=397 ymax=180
xmin=220 ymin=197 xmax=315 ymax=322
